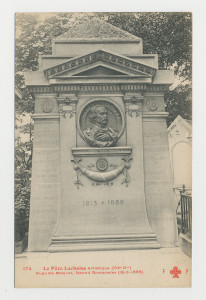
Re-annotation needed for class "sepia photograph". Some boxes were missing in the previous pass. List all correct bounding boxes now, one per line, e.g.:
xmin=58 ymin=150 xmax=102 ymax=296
xmin=14 ymin=12 xmax=192 ymax=288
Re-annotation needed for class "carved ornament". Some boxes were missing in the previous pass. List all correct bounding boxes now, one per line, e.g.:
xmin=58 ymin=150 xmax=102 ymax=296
xmin=57 ymin=94 xmax=78 ymax=118
xmin=123 ymin=94 xmax=143 ymax=117
xmin=71 ymin=156 xmax=132 ymax=187
xmin=146 ymin=98 xmax=159 ymax=111
xmin=96 ymin=158 xmax=108 ymax=171
xmin=59 ymin=104 xmax=76 ymax=118
xmin=41 ymin=99 xmax=54 ymax=113
xmin=71 ymin=157 xmax=84 ymax=189
xmin=56 ymin=94 xmax=78 ymax=105
xmin=126 ymin=103 xmax=142 ymax=117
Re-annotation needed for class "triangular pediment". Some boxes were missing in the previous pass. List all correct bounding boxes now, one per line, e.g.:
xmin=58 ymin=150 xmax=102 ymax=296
xmin=52 ymin=62 xmax=150 ymax=78
xmin=73 ymin=66 xmax=128 ymax=76
xmin=44 ymin=50 xmax=156 ymax=79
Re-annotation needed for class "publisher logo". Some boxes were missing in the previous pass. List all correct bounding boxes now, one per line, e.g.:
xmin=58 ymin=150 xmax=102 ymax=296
xmin=170 ymin=266 xmax=181 ymax=278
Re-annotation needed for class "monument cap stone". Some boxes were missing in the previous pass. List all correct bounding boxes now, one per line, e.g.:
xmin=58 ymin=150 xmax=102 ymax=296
xmin=52 ymin=18 xmax=143 ymax=57
xmin=54 ymin=17 xmax=142 ymax=42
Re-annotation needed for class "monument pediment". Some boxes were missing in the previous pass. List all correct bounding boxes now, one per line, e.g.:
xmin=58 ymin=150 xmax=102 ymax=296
xmin=60 ymin=65 xmax=137 ymax=77
xmin=72 ymin=66 xmax=128 ymax=76
xmin=44 ymin=50 xmax=156 ymax=79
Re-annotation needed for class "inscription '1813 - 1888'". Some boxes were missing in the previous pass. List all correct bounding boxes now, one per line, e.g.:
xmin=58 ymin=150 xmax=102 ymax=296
xmin=83 ymin=200 xmax=124 ymax=206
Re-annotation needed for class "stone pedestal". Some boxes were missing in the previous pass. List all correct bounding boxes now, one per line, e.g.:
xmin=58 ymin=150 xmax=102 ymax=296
xmin=28 ymin=99 xmax=60 ymax=251
xmin=48 ymin=95 xmax=159 ymax=251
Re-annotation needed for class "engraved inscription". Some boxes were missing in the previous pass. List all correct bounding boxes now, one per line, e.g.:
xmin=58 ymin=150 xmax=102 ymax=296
xmin=32 ymin=149 xmax=59 ymax=182
xmin=92 ymin=182 xmax=113 ymax=186
xmin=82 ymin=200 xmax=124 ymax=206
xmin=144 ymin=131 xmax=167 ymax=137
xmin=34 ymin=122 xmax=59 ymax=147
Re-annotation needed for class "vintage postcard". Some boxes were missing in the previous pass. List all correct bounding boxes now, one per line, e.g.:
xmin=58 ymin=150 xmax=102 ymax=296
xmin=15 ymin=12 xmax=192 ymax=288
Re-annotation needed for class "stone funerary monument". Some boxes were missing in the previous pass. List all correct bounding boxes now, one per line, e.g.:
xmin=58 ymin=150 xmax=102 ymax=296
xmin=25 ymin=18 xmax=178 ymax=251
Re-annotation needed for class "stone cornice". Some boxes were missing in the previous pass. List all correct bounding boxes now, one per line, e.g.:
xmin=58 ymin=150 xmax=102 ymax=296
xmin=54 ymin=39 xmax=140 ymax=44
xmin=28 ymin=84 xmax=170 ymax=95
xmin=142 ymin=112 xmax=169 ymax=118
xmin=48 ymin=77 xmax=152 ymax=84
xmin=44 ymin=50 xmax=156 ymax=78
xmin=32 ymin=114 xmax=60 ymax=120
xmin=72 ymin=147 xmax=132 ymax=157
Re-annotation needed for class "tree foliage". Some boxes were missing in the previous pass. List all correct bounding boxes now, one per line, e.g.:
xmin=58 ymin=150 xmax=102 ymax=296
xmin=106 ymin=13 xmax=192 ymax=78
xmin=15 ymin=113 xmax=33 ymax=242
xmin=103 ymin=12 xmax=192 ymax=126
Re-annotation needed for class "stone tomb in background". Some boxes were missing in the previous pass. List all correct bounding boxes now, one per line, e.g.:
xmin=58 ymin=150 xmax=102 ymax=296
xmin=25 ymin=18 xmax=178 ymax=251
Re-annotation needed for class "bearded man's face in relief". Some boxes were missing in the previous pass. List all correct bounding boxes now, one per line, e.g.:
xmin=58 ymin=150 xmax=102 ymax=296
xmin=94 ymin=106 xmax=108 ymax=128
xmin=83 ymin=104 xmax=118 ymax=147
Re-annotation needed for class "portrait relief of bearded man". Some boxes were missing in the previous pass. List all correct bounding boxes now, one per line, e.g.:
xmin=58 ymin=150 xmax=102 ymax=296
xmin=83 ymin=105 xmax=119 ymax=147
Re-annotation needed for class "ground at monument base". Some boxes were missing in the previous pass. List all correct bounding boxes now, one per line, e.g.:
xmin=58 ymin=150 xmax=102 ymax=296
xmin=15 ymin=248 xmax=191 ymax=287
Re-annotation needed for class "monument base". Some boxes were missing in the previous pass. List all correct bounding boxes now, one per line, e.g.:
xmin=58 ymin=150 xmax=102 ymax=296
xmin=48 ymin=234 xmax=160 ymax=252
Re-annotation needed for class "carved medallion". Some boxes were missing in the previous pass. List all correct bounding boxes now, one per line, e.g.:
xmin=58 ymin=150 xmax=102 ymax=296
xmin=96 ymin=158 xmax=108 ymax=172
xmin=41 ymin=99 xmax=54 ymax=113
xmin=146 ymin=99 xmax=159 ymax=111
xmin=78 ymin=100 xmax=124 ymax=147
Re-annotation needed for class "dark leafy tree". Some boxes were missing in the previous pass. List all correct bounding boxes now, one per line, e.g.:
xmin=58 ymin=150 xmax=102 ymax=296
xmin=15 ymin=114 xmax=33 ymax=243
xmin=165 ymin=84 xmax=192 ymax=125
xmin=105 ymin=12 xmax=192 ymax=78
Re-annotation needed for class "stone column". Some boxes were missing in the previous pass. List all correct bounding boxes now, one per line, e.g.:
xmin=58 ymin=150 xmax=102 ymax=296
xmin=28 ymin=94 xmax=60 ymax=251
xmin=142 ymin=93 xmax=178 ymax=247
xmin=124 ymin=94 xmax=158 ymax=236
xmin=49 ymin=94 xmax=78 ymax=239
